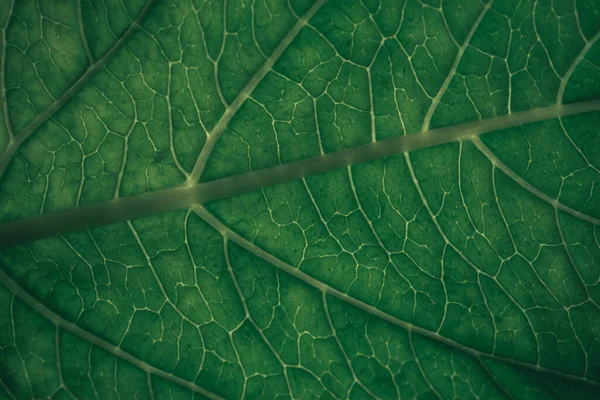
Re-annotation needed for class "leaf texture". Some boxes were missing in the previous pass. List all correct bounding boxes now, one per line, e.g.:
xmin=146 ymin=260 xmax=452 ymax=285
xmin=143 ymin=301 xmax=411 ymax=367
xmin=1 ymin=0 xmax=600 ymax=399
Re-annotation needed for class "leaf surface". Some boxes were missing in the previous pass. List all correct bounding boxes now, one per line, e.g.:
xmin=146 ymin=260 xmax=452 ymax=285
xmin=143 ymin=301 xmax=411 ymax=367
xmin=1 ymin=0 xmax=600 ymax=399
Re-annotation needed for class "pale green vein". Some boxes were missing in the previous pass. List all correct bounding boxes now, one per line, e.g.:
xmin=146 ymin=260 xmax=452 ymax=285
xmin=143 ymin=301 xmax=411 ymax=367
xmin=188 ymin=0 xmax=328 ymax=182
xmin=0 ymin=0 xmax=157 ymax=180
xmin=476 ymin=357 xmax=518 ymax=400
xmin=55 ymin=325 xmax=79 ymax=399
xmin=321 ymin=291 xmax=382 ymax=399
xmin=556 ymin=22 xmax=600 ymax=103
xmin=421 ymin=0 xmax=492 ymax=131
xmin=0 ymin=267 xmax=224 ymax=400
xmin=471 ymin=136 xmax=600 ymax=225
xmin=409 ymin=331 xmax=442 ymax=399
xmin=0 ymin=379 xmax=16 ymax=400
xmin=0 ymin=100 xmax=599 ymax=249
xmin=194 ymin=206 xmax=600 ymax=387
xmin=147 ymin=372 xmax=156 ymax=400
xmin=223 ymin=237 xmax=294 ymax=398
xmin=0 ymin=0 xmax=15 ymax=141
xmin=77 ymin=0 xmax=94 ymax=64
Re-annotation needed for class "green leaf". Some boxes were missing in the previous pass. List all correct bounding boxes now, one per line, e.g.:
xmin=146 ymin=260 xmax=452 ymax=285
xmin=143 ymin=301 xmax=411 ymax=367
xmin=0 ymin=0 xmax=599 ymax=399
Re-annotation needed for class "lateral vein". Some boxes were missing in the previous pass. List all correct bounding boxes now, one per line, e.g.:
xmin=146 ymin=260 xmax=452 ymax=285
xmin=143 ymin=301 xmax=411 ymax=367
xmin=472 ymin=136 xmax=600 ymax=225
xmin=0 ymin=0 xmax=158 ymax=180
xmin=0 ymin=267 xmax=225 ymax=400
xmin=188 ymin=0 xmax=328 ymax=182
xmin=195 ymin=206 xmax=600 ymax=388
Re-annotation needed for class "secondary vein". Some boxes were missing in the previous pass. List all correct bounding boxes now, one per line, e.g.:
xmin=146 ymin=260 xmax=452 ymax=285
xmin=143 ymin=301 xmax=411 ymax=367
xmin=0 ymin=267 xmax=225 ymax=400
xmin=0 ymin=0 xmax=158 ymax=180
xmin=472 ymin=136 xmax=600 ymax=225
xmin=188 ymin=0 xmax=328 ymax=182
xmin=195 ymin=206 xmax=600 ymax=388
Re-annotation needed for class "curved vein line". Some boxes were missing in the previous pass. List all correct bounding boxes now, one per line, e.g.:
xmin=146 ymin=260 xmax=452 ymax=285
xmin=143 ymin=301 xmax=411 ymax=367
xmin=557 ymin=28 xmax=600 ymax=103
xmin=55 ymin=325 xmax=81 ymax=399
xmin=472 ymin=136 xmax=600 ymax=225
xmin=188 ymin=0 xmax=327 ymax=182
xmin=322 ymin=291 xmax=382 ymax=399
xmin=146 ymin=372 xmax=156 ymax=400
xmin=77 ymin=0 xmax=94 ymax=64
xmin=0 ymin=379 xmax=16 ymax=400
xmin=222 ymin=237 xmax=294 ymax=398
xmin=0 ymin=0 xmax=15 ymax=141
xmin=0 ymin=266 xmax=224 ymax=400
xmin=554 ymin=205 xmax=600 ymax=310
xmin=421 ymin=0 xmax=492 ymax=131
xmin=193 ymin=206 xmax=600 ymax=388
xmin=476 ymin=358 xmax=518 ymax=400
xmin=0 ymin=0 xmax=158 ymax=180
xmin=0 ymin=100 xmax=599 ymax=250
xmin=404 ymin=148 xmax=542 ymax=366
xmin=409 ymin=331 xmax=443 ymax=399
xmin=410 ymin=4 xmax=596 ymax=377
xmin=126 ymin=219 xmax=212 ymax=355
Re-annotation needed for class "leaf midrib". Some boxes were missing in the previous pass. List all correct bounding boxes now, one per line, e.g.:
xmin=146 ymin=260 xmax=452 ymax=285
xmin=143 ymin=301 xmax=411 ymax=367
xmin=0 ymin=99 xmax=598 ymax=249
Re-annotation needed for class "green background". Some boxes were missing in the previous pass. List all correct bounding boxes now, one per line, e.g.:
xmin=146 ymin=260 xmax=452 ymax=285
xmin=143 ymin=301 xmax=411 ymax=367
xmin=1 ymin=0 xmax=600 ymax=398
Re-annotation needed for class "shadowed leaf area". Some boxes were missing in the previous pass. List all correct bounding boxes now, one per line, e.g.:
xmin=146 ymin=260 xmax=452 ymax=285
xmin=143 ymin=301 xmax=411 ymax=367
xmin=1 ymin=0 xmax=600 ymax=399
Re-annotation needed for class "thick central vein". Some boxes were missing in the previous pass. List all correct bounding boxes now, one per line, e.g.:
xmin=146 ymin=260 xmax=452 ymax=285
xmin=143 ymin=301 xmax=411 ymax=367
xmin=0 ymin=100 xmax=598 ymax=249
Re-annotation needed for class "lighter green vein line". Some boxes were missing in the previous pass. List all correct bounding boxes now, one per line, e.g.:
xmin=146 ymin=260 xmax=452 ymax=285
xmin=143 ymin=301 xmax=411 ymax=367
xmin=0 ymin=377 xmax=16 ymax=399
xmin=321 ymin=291 xmax=382 ymax=399
xmin=472 ymin=137 xmax=600 ymax=225
xmin=409 ymin=331 xmax=442 ymax=399
xmin=188 ymin=0 xmax=328 ymax=182
xmin=0 ymin=0 xmax=15 ymax=143
xmin=557 ymin=28 xmax=600 ymax=104
xmin=421 ymin=0 xmax=492 ymax=131
xmin=0 ymin=267 xmax=225 ymax=400
xmin=476 ymin=358 xmax=518 ymax=400
xmin=195 ymin=206 xmax=600 ymax=388
xmin=0 ymin=0 xmax=158 ymax=180
xmin=77 ymin=0 xmax=94 ymax=64
xmin=0 ymin=100 xmax=599 ymax=250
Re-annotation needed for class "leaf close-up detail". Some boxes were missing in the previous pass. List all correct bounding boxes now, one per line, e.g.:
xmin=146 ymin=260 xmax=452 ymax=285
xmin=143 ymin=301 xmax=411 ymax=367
xmin=1 ymin=0 xmax=600 ymax=399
